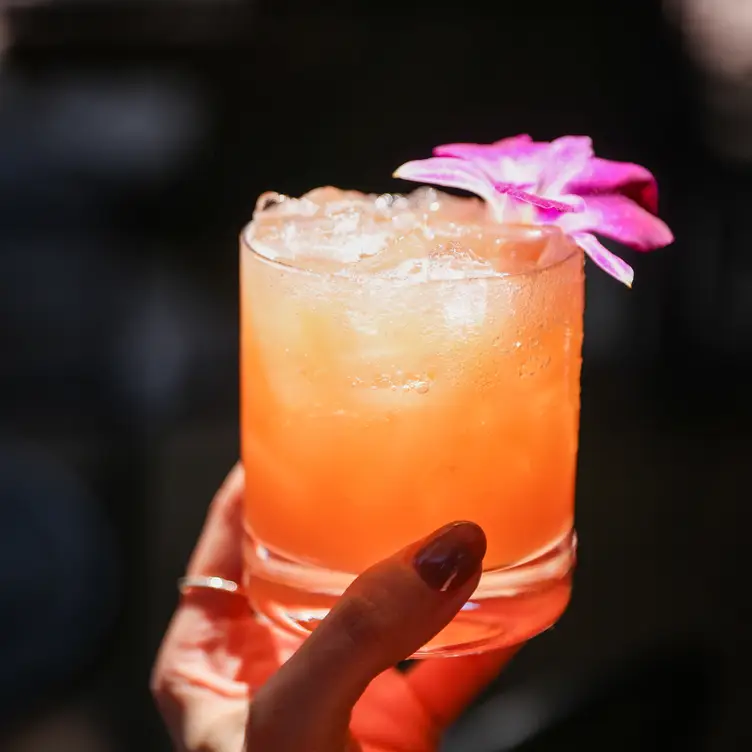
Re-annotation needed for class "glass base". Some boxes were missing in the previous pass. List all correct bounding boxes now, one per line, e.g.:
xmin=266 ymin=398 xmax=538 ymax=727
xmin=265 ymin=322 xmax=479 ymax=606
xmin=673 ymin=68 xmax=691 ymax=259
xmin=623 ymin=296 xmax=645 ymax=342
xmin=244 ymin=530 xmax=576 ymax=657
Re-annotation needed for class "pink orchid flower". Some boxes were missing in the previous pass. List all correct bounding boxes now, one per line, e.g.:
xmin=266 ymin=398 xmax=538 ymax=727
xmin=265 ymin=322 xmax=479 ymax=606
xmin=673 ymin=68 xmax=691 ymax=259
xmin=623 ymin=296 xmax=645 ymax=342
xmin=393 ymin=135 xmax=674 ymax=287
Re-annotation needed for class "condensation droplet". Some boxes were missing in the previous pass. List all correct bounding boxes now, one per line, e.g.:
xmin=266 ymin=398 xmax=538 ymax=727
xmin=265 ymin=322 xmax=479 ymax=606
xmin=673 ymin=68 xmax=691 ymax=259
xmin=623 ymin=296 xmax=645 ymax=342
xmin=355 ymin=372 xmax=432 ymax=394
xmin=519 ymin=354 xmax=552 ymax=378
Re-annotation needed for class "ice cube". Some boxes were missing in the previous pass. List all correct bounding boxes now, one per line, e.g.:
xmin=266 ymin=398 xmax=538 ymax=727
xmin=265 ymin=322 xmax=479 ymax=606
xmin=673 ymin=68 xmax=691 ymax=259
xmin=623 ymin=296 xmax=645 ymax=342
xmin=426 ymin=241 xmax=496 ymax=281
xmin=284 ymin=197 xmax=393 ymax=270
xmin=406 ymin=186 xmax=442 ymax=213
xmin=404 ymin=242 xmax=490 ymax=327
xmin=320 ymin=231 xmax=390 ymax=264
xmin=353 ymin=229 xmax=427 ymax=277
xmin=441 ymin=278 xmax=489 ymax=328
xmin=304 ymin=186 xmax=370 ymax=211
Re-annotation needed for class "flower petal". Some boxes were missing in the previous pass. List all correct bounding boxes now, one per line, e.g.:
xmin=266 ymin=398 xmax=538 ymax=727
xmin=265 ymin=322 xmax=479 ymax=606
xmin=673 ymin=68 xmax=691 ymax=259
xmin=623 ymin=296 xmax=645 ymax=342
xmin=495 ymin=183 xmax=583 ymax=213
xmin=567 ymin=158 xmax=659 ymax=213
xmin=573 ymin=232 xmax=634 ymax=288
xmin=558 ymin=194 xmax=674 ymax=251
xmin=433 ymin=134 xmax=534 ymax=160
xmin=393 ymin=157 xmax=499 ymax=205
xmin=434 ymin=136 xmax=544 ymax=185
xmin=542 ymin=136 xmax=594 ymax=194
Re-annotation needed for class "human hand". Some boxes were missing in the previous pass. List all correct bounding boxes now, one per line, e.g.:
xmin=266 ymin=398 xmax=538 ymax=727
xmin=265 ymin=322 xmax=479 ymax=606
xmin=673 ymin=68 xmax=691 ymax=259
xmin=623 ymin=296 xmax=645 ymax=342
xmin=152 ymin=463 xmax=519 ymax=751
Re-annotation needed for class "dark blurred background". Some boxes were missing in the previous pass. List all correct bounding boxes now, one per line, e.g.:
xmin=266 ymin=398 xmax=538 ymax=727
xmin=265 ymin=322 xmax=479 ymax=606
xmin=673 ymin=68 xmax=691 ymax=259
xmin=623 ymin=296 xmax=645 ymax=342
xmin=0 ymin=1 xmax=749 ymax=750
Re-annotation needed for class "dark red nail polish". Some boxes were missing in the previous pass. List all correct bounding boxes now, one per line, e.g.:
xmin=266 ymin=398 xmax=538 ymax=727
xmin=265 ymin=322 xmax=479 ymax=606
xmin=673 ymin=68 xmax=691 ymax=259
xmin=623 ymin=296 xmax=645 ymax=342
xmin=412 ymin=522 xmax=486 ymax=592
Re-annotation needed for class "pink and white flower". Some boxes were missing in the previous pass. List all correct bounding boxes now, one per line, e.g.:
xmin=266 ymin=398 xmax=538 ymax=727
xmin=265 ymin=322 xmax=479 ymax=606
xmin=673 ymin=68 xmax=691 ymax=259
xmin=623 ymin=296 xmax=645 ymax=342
xmin=394 ymin=135 xmax=674 ymax=287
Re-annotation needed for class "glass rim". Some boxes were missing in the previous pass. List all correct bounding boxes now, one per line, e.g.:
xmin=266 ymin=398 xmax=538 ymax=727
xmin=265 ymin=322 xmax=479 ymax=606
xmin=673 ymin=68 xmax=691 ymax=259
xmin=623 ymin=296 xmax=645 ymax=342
xmin=240 ymin=220 xmax=581 ymax=284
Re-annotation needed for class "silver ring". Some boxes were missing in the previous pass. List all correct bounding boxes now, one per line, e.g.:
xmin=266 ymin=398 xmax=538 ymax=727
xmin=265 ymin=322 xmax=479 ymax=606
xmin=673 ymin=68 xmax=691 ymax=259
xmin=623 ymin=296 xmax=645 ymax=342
xmin=178 ymin=575 xmax=241 ymax=595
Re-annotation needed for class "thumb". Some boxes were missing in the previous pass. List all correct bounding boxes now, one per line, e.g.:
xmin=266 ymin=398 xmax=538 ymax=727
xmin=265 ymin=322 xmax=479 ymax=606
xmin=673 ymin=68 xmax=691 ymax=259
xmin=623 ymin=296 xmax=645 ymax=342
xmin=246 ymin=521 xmax=486 ymax=751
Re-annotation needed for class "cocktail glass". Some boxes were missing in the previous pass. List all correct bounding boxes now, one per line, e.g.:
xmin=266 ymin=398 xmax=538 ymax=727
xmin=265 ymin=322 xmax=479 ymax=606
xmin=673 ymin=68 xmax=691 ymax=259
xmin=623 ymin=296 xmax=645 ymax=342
xmin=240 ymin=188 xmax=583 ymax=656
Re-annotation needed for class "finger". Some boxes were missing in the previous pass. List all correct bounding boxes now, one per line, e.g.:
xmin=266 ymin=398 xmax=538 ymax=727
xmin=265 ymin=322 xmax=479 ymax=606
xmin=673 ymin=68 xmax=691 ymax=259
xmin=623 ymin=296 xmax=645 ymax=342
xmin=168 ymin=460 xmax=253 ymax=676
xmin=246 ymin=521 xmax=486 ymax=752
xmin=186 ymin=462 xmax=245 ymax=582
xmin=404 ymin=645 xmax=521 ymax=729
xmin=153 ymin=465 xmax=246 ymax=665
xmin=152 ymin=463 xmax=251 ymax=711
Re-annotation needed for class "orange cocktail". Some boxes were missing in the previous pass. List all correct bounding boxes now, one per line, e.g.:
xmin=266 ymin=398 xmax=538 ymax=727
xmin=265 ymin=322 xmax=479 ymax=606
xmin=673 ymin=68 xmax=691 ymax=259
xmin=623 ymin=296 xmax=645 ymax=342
xmin=240 ymin=187 xmax=582 ymax=655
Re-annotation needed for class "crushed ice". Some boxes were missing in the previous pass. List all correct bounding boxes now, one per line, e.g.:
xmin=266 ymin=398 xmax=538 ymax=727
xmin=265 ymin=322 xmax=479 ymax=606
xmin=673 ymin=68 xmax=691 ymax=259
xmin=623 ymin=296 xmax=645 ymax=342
xmin=249 ymin=186 xmax=499 ymax=283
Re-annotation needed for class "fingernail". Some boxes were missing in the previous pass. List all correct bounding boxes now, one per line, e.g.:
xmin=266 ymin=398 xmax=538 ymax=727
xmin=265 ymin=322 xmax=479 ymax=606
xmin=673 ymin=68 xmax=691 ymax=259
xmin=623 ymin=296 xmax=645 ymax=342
xmin=412 ymin=522 xmax=486 ymax=592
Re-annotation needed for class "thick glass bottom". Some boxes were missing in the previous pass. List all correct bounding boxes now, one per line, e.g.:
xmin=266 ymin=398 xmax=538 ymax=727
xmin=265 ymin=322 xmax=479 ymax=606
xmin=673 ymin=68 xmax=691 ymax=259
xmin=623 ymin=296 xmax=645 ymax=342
xmin=243 ymin=530 xmax=576 ymax=657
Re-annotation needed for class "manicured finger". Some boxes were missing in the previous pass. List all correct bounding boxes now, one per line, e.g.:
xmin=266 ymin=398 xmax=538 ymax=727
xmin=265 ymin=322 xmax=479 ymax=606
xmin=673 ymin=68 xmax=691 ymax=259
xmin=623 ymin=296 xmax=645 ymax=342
xmin=246 ymin=522 xmax=486 ymax=751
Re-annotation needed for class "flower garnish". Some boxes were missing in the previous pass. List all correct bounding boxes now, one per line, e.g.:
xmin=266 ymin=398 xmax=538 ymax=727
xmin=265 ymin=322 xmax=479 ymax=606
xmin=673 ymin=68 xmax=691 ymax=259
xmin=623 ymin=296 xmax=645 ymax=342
xmin=393 ymin=135 xmax=674 ymax=287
